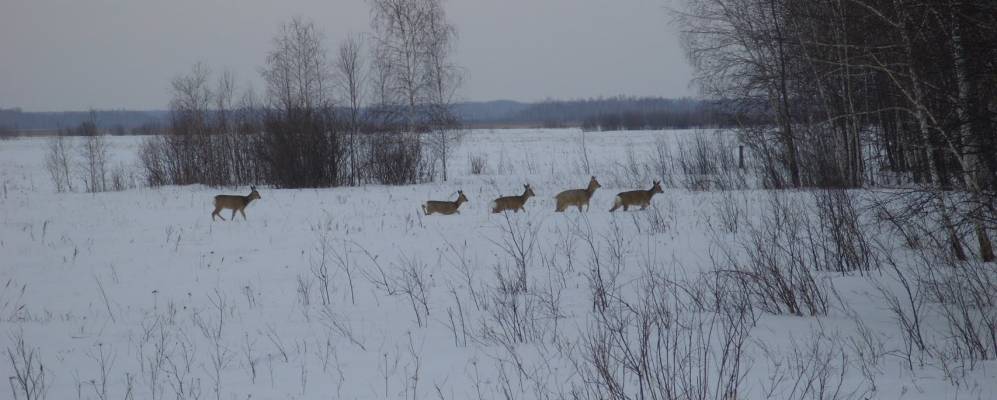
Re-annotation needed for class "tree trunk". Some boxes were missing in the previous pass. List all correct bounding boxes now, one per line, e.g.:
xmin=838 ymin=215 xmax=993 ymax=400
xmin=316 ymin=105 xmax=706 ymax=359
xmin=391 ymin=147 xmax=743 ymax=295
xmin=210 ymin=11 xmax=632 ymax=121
xmin=951 ymin=9 xmax=995 ymax=261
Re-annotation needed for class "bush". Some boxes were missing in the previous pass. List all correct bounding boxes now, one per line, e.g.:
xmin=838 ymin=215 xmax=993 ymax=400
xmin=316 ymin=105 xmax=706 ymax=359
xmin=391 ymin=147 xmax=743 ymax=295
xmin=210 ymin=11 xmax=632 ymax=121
xmin=364 ymin=132 xmax=423 ymax=185
xmin=469 ymin=154 xmax=487 ymax=175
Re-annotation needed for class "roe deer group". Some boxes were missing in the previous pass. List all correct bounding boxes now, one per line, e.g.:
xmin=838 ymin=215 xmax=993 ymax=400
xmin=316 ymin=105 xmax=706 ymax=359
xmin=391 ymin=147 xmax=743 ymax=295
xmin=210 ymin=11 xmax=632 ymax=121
xmin=492 ymin=184 xmax=536 ymax=213
xmin=554 ymin=176 xmax=601 ymax=212
xmin=609 ymin=180 xmax=663 ymax=212
xmin=423 ymin=190 xmax=469 ymax=215
xmin=212 ymin=186 xmax=261 ymax=221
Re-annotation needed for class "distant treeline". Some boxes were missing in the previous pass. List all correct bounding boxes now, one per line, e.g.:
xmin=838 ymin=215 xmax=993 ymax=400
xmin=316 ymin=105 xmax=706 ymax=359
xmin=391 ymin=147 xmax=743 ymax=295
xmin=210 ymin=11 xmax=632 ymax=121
xmin=458 ymin=96 xmax=741 ymax=130
xmin=0 ymin=108 xmax=168 ymax=135
xmin=0 ymin=96 xmax=738 ymax=137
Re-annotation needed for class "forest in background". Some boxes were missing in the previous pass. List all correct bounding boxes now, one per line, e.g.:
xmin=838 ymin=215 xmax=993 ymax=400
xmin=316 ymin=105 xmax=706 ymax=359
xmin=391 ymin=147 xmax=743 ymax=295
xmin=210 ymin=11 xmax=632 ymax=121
xmin=0 ymin=96 xmax=735 ymax=135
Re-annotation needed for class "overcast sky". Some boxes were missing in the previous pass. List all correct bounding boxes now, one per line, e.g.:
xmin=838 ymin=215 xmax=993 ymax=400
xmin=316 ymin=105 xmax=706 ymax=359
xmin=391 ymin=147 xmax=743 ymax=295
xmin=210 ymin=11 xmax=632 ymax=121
xmin=0 ymin=0 xmax=694 ymax=111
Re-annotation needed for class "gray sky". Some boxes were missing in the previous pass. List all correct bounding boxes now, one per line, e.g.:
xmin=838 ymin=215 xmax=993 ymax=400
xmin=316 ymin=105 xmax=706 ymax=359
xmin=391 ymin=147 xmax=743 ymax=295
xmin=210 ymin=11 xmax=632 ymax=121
xmin=0 ymin=0 xmax=693 ymax=111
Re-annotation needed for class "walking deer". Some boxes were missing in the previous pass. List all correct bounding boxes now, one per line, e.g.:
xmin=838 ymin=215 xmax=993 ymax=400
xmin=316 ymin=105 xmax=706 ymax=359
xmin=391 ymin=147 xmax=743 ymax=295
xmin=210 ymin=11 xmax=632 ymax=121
xmin=423 ymin=190 xmax=469 ymax=215
xmin=492 ymin=184 xmax=536 ymax=213
xmin=555 ymin=176 xmax=601 ymax=212
xmin=609 ymin=181 xmax=663 ymax=212
xmin=212 ymin=186 xmax=261 ymax=221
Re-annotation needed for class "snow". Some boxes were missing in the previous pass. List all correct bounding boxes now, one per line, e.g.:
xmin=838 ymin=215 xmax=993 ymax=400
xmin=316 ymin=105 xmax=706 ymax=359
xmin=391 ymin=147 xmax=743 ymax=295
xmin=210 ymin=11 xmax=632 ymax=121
xmin=1 ymin=128 xmax=994 ymax=399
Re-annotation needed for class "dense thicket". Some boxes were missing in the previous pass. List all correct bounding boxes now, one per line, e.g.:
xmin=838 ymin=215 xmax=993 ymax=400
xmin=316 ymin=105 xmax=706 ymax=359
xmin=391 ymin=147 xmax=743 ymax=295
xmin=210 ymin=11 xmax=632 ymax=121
xmin=677 ymin=0 xmax=996 ymax=259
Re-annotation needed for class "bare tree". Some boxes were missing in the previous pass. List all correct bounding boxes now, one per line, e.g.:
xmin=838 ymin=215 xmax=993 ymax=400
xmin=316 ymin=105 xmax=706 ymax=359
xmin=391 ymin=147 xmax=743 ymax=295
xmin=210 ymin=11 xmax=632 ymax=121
xmin=370 ymin=0 xmax=432 ymax=130
xmin=336 ymin=33 xmax=367 ymax=186
xmin=167 ymin=62 xmax=213 ymax=186
xmin=260 ymin=16 xmax=341 ymax=188
xmin=370 ymin=0 xmax=463 ymax=181
xmin=423 ymin=2 xmax=463 ymax=181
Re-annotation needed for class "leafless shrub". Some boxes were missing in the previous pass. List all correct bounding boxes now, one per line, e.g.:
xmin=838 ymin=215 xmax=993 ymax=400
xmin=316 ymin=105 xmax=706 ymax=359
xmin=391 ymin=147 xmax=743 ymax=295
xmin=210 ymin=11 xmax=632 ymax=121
xmin=575 ymin=262 xmax=751 ymax=400
xmin=840 ymin=301 xmax=889 ymax=392
xmin=810 ymin=189 xmax=877 ymax=274
xmin=759 ymin=331 xmax=869 ymax=400
xmin=444 ymin=285 xmax=471 ymax=347
xmin=138 ymin=136 xmax=169 ymax=187
xmin=652 ymin=137 xmax=673 ymax=187
xmin=85 ymin=343 xmax=114 ymax=400
xmin=873 ymin=232 xmax=997 ymax=382
xmin=675 ymin=131 xmax=744 ymax=191
xmin=427 ymin=124 xmax=465 ymax=182
xmin=487 ymin=213 xmax=542 ymax=294
xmin=579 ymin=129 xmax=592 ymax=174
xmin=109 ymin=163 xmax=139 ymax=191
xmin=365 ymin=133 xmax=423 ymax=185
xmin=160 ymin=327 xmax=200 ymax=400
xmin=311 ymin=231 xmax=334 ymax=306
xmin=469 ymin=154 xmax=487 ymax=175
xmin=242 ymin=333 xmax=259 ymax=384
xmin=577 ymin=218 xmax=628 ymax=313
xmin=328 ymin=239 xmax=357 ymax=305
xmin=296 ymin=274 xmax=313 ymax=307
xmin=440 ymin=237 xmax=485 ymax=311
xmin=396 ymin=254 xmax=432 ymax=327
xmin=137 ymin=314 xmax=170 ymax=400
xmin=920 ymin=258 xmax=997 ymax=377
xmin=192 ymin=291 xmax=231 ymax=400
xmin=7 ymin=331 xmax=48 ymax=400
xmin=78 ymin=113 xmax=110 ymax=193
xmin=713 ymin=190 xmax=744 ymax=234
xmin=715 ymin=193 xmax=831 ymax=316
xmin=45 ymin=134 xmax=74 ymax=192
xmin=480 ymin=265 xmax=547 ymax=345
xmin=477 ymin=223 xmax=566 ymax=346
xmin=318 ymin=306 xmax=368 ymax=351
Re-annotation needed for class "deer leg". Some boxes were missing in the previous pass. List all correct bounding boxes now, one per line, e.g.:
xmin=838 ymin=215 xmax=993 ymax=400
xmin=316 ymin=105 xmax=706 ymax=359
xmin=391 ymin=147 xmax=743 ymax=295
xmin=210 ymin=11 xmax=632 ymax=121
xmin=231 ymin=209 xmax=237 ymax=221
xmin=240 ymin=208 xmax=247 ymax=220
xmin=212 ymin=208 xmax=225 ymax=221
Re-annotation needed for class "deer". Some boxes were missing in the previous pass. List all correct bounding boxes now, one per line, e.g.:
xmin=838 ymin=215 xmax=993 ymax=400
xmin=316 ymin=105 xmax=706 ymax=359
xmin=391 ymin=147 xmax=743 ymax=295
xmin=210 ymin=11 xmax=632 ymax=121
xmin=555 ymin=176 xmax=601 ymax=212
xmin=212 ymin=186 xmax=262 ymax=221
xmin=492 ymin=184 xmax=536 ymax=213
xmin=423 ymin=190 xmax=469 ymax=215
xmin=610 ymin=180 xmax=663 ymax=212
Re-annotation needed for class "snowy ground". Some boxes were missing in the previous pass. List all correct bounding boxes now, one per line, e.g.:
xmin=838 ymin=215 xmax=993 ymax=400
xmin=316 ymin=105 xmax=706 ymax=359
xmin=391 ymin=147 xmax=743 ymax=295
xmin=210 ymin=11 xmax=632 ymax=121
xmin=1 ymin=129 xmax=994 ymax=400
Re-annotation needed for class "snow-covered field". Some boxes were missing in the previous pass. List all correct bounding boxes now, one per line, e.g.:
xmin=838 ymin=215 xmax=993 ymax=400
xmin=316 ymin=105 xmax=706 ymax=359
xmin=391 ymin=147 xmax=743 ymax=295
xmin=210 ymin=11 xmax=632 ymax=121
xmin=1 ymin=129 xmax=994 ymax=400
